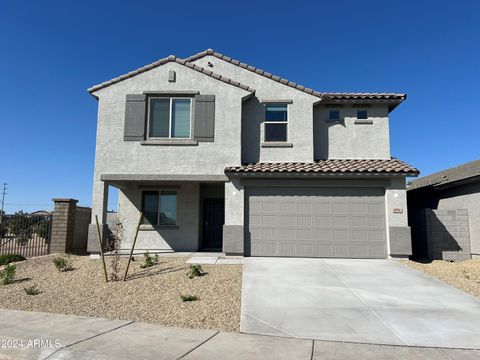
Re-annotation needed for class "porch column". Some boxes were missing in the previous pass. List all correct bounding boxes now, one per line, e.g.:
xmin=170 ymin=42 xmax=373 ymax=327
xmin=87 ymin=179 xmax=109 ymax=253
xmin=386 ymin=177 xmax=412 ymax=258
xmin=223 ymin=178 xmax=244 ymax=255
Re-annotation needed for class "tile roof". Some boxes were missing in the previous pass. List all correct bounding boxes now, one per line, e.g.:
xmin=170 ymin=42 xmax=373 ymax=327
xmin=87 ymin=56 xmax=255 ymax=94
xmin=87 ymin=49 xmax=406 ymax=108
xmin=225 ymin=159 xmax=419 ymax=175
xmin=185 ymin=49 xmax=323 ymax=97
xmin=185 ymin=49 xmax=406 ymax=104
xmin=408 ymin=159 xmax=480 ymax=190
xmin=322 ymin=93 xmax=406 ymax=100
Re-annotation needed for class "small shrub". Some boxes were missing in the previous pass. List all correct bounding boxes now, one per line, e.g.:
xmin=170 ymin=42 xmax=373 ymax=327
xmin=188 ymin=264 xmax=204 ymax=279
xmin=0 ymin=264 xmax=16 ymax=285
xmin=140 ymin=251 xmax=156 ymax=269
xmin=52 ymin=257 xmax=72 ymax=272
xmin=180 ymin=294 xmax=199 ymax=302
xmin=24 ymin=285 xmax=41 ymax=295
xmin=0 ymin=254 xmax=26 ymax=266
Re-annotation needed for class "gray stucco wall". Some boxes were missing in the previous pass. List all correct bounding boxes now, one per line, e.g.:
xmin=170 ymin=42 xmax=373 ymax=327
xmin=117 ymin=183 xmax=200 ymax=251
xmin=313 ymin=105 xmax=391 ymax=160
xmin=223 ymin=178 xmax=244 ymax=254
xmin=385 ymin=177 xmax=411 ymax=256
xmin=435 ymin=182 xmax=480 ymax=258
xmin=191 ymin=55 xmax=318 ymax=163
xmin=88 ymin=62 xmax=250 ymax=251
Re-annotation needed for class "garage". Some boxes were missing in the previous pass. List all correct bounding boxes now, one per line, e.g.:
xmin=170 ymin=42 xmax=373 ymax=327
xmin=245 ymin=187 xmax=387 ymax=258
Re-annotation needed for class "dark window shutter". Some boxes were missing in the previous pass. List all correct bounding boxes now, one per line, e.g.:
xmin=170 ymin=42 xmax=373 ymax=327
xmin=124 ymin=94 xmax=147 ymax=141
xmin=194 ymin=95 xmax=215 ymax=142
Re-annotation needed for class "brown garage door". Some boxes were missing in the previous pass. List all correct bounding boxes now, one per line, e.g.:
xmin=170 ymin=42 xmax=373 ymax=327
xmin=245 ymin=187 xmax=387 ymax=258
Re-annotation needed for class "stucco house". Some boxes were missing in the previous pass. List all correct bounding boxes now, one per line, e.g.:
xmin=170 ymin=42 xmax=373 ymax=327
xmin=86 ymin=49 xmax=418 ymax=259
xmin=408 ymin=160 xmax=480 ymax=260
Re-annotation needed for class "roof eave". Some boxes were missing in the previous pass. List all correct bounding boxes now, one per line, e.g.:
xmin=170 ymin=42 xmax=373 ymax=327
xmin=86 ymin=55 xmax=255 ymax=95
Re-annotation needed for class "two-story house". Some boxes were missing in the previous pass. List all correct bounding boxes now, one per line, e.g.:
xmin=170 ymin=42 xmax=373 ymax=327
xmin=87 ymin=49 xmax=419 ymax=259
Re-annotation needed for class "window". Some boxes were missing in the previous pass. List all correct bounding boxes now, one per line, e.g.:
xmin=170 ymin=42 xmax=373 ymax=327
xmin=142 ymin=191 xmax=177 ymax=226
xmin=357 ymin=110 xmax=368 ymax=119
xmin=148 ymin=98 xmax=191 ymax=138
xmin=329 ymin=110 xmax=340 ymax=120
xmin=264 ymin=104 xmax=288 ymax=142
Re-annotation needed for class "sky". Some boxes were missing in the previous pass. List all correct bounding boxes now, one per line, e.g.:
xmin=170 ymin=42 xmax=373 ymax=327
xmin=0 ymin=0 xmax=479 ymax=213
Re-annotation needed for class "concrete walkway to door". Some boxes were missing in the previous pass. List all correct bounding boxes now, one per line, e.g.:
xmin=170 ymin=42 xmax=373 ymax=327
xmin=241 ymin=258 xmax=480 ymax=349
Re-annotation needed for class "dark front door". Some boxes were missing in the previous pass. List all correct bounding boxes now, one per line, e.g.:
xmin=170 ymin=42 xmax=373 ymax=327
xmin=202 ymin=198 xmax=225 ymax=250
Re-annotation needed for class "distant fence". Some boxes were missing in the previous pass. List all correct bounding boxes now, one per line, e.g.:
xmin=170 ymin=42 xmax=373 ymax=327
xmin=0 ymin=213 xmax=52 ymax=257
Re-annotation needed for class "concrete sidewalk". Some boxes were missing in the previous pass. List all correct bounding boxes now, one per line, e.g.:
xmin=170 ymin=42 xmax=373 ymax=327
xmin=0 ymin=310 xmax=479 ymax=359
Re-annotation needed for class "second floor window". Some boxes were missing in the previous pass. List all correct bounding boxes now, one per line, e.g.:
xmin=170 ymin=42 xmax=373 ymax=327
xmin=329 ymin=110 xmax=340 ymax=120
xmin=357 ymin=110 xmax=368 ymax=119
xmin=264 ymin=104 xmax=288 ymax=142
xmin=148 ymin=97 xmax=191 ymax=138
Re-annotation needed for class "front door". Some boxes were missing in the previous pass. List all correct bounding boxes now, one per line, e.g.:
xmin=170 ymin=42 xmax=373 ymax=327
xmin=202 ymin=198 xmax=225 ymax=250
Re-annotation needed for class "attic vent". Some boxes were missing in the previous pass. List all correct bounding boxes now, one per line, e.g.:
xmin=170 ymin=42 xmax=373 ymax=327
xmin=168 ymin=70 xmax=176 ymax=82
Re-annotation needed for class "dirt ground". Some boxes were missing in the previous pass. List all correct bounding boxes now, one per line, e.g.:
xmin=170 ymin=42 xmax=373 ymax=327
xmin=0 ymin=254 xmax=242 ymax=332
xmin=402 ymin=259 xmax=480 ymax=299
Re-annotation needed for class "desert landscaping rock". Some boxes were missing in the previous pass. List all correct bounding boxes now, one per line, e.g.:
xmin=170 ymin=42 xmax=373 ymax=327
xmin=402 ymin=259 xmax=480 ymax=298
xmin=0 ymin=254 xmax=242 ymax=332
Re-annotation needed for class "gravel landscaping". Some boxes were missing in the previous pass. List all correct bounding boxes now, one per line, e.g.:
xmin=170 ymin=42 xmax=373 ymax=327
xmin=0 ymin=254 xmax=242 ymax=332
xmin=402 ymin=259 xmax=480 ymax=298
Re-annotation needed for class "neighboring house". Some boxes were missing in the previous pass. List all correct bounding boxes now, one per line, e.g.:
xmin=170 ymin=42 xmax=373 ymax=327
xmin=408 ymin=160 xmax=480 ymax=260
xmin=30 ymin=210 xmax=52 ymax=217
xmin=86 ymin=49 xmax=418 ymax=259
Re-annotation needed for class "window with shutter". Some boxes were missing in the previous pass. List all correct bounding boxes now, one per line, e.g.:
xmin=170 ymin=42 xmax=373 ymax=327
xmin=193 ymin=95 xmax=215 ymax=142
xmin=124 ymin=94 xmax=147 ymax=141
xmin=148 ymin=97 xmax=192 ymax=139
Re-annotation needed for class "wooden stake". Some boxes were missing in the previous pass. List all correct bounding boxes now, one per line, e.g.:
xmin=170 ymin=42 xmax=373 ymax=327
xmin=123 ymin=212 xmax=143 ymax=281
xmin=95 ymin=215 xmax=109 ymax=283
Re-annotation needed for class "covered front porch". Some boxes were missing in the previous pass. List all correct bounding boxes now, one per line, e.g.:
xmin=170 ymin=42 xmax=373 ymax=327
xmin=87 ymin=174 xmax=244 ymax=255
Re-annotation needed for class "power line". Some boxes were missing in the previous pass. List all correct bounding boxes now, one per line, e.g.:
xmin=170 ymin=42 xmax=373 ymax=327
xmin=0 ymin=183 xmax=7 ymax=224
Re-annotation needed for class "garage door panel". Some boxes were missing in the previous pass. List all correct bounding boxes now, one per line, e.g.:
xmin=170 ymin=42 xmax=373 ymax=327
xmin=316 ymin=215 xmax=331 ymax=226
xmin=351 ymin=216 xmax=368 ymax=227
xmin=333 ymin=244 xmax=350 ymax=257
xmin=280 ymin=215 xmax=295 ymax=226
xmin=297 ymin=215 xmax=313 ymax=227
xmin=316 ymin=228 xmax=333 ymax=240
xmin=246 ymin=187 xmax=386 ymax=259
xmin=351 ymin=229 xmax=368 ymax=241
xmin=316 ymin=203 xmax=332 ymax=214
xmin=297 ymin=228 xmax=314 ymax=240
xmin=333 ymin=216 xmax=349 ymax=227
xmin=333 ymin=203 xmax=347 ymax=214
xmin=368 ymin=216 xmax=384 ymax=228
xmin=368 ymin=203 xmax=384 ymax=215
xmin=262 ymin=215 xmax=277 ymax=226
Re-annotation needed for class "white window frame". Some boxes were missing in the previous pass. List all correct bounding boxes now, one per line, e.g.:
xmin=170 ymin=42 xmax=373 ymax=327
xmin=147 ymin=97 xmax=192 ymax=139
xmin=264 ymin=103 xmax=288 ymax=142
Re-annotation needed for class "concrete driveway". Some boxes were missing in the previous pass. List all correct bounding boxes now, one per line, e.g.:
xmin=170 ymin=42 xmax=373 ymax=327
xmin=241 ymin=258 xmax=480 ymax=349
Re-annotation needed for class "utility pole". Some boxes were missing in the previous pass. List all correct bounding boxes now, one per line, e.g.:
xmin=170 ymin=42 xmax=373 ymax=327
xmin=0 ymin=183 xmax=7 ymax=225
